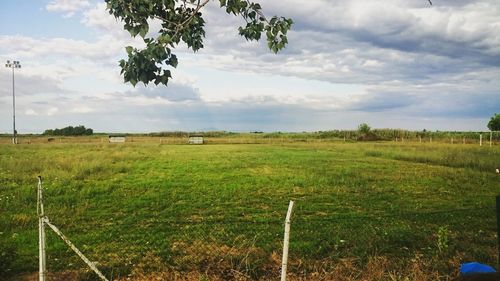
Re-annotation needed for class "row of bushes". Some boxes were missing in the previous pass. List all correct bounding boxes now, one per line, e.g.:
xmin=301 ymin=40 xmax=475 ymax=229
xmin=43 ymin=125 xmax=93 ymax=136
xmin=252 ymin=130 xmax=499 ymax=141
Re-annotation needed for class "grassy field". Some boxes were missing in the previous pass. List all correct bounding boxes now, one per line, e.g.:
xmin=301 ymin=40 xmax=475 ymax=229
xmin=1 ymin=141 xmax=499 ymax=280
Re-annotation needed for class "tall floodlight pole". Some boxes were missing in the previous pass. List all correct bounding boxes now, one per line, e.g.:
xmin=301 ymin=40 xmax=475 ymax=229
xmin=5 ymin=60 xmax=21 ymax=144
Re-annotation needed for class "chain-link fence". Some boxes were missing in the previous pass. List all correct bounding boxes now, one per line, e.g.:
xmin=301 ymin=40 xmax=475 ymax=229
xmin=4 ymin=204 xmax=496 ymax=280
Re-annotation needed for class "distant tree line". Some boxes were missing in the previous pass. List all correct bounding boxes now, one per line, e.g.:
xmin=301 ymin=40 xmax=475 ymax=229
xmin=255 ymin=129 xmax=499 ymax=142
xmin=43 ymin=126 xmax=93 ymax=136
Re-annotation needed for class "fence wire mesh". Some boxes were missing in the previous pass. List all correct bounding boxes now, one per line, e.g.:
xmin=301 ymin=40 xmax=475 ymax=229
xmin=2 ymin=205 xmax=496 ymax=280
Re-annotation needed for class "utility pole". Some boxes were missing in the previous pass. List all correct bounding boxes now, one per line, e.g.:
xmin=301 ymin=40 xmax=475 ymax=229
xmin=5 ymin=60 xmax=21 ymax=144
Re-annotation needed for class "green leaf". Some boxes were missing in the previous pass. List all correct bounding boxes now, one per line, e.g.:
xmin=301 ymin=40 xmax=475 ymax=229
xmin=158 ymin=34 xmax=172 ymax=45
xmin=129 ymin=78 xmax=137 ymax=86
xmin=139 ymin=24 xmax=149 ymax=38
xmin=170 ymin=55 xmax=178 ymax=68
xmin=125 ymin=46 xmax=134 ymax=55
xmin=129 ymin=26 xmax=140 ymax=37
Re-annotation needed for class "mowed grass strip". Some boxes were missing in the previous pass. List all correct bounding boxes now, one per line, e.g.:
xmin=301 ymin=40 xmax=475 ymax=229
xmin=0 ymin=142 xmax=499 ymax=278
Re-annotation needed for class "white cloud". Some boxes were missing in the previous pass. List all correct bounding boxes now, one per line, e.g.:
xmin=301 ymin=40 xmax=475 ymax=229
xmin=25 ymin=109 xmax=38 ymax=116
xmin=190 ymin=0 xmax=500 ymax=84
xmin=0 ymin=35 xmax=123 ymax=61
xmin=82 ymin=3 xmax=125 ymax=35
xmin=47 ymin=107 xmax=59 ymax=116
xmin=46 ymin=0 xmax=90 ymax=17
xmin=71 ymin=106 xmax=94 ymax=113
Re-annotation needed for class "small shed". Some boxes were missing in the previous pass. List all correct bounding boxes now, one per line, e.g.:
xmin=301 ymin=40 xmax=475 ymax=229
xmin=188 ymin=135 xmax=204 ymax=144
xmin=109 ymin=135 xmax=126 ymax=143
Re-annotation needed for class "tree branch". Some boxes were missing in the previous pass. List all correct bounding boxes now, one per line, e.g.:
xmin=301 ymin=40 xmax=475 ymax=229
xmin=167 ymin=0 xmax=209 ymax=41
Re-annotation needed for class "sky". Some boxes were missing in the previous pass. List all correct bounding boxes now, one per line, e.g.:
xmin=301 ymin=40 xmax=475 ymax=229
xmin=0 ymin=0 xmax=499 ymax=133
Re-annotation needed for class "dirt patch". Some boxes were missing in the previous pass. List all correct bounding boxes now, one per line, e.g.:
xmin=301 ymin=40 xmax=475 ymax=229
xmin=10 ymin=253 xmax=464 ymax=281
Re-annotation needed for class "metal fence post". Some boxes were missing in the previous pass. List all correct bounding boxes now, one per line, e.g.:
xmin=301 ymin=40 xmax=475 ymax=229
xmin=36 ymin=176 xmax=109 ymax=281
xmin=44 ymin=219 xmax=109 ymax=281
xmin=281 ymin=201 xmax=295 ymax=281
xmin=496 ymin=196 xmax=500 ymax=269
xmin=37 ymin=176 xmax=46 ymax=281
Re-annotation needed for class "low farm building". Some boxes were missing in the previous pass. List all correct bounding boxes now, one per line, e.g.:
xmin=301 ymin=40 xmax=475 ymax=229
xmin=109 ymin=136 xmax=126 ymax=143
xmin=188 ymin=135 xmax=204 ymax=144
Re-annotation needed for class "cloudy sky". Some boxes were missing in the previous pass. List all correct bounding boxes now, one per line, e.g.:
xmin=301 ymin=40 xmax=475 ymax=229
xmin=0 ymin=0 xmax=499 ymax=133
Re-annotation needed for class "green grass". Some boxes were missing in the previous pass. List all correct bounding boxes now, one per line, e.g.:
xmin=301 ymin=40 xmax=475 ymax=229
xmin=1 ymin=142 xmax=499 ymax=279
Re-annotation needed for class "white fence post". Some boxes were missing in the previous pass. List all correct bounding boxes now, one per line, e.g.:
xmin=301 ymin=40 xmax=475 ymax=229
xmin=37 ymin=176 xmax=109 ymax=281
xmin=37 ymin=176 xmax=46 ymax=281
xmin=480 ymin=134 xmax=483 ymax=146
xmin=281 ymin=201 xmax=295 ymax=281
xmin=490 ymin=131 xmax=493 ymax=147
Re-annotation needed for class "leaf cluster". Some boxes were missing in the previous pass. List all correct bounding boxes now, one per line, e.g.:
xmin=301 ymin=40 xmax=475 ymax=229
xmin=227 ymin=0 xmax=293 ymax=53
xmin=358 ymin=123 xmax=371 ymax=135
xmin=487 ymin=113 xmax=500 ymax=131
xmin=106 ymin=0 xmax=293 ymax=86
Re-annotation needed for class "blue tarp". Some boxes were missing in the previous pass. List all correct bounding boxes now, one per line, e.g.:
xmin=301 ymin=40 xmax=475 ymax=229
xmin=460 ymin=262 xmax=496 ymax=276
